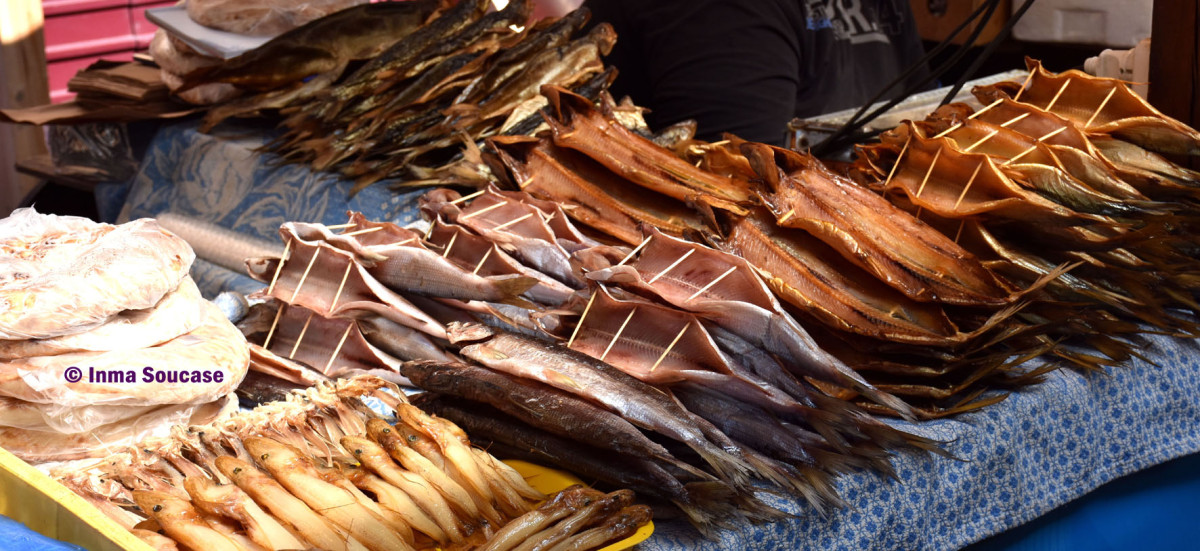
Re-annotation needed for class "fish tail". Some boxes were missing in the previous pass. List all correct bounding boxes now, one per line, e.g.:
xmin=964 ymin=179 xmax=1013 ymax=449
xmin=850 ymin=379 xmax=916 ymax=421
xmin=493 ymin=275 xmax=539 ymax=307
xmin=672 ymin=482 xmax=742 ymax=538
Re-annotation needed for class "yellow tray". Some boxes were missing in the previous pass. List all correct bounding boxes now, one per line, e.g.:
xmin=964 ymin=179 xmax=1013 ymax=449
xmin=0 ymin=446 xmax=652 ymax=551
xmin=505 ymin=460 xmax=655 ymax=551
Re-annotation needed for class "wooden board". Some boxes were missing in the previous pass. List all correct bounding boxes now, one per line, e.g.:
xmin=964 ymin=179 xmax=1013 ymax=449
xmin=0 ymin=0 xmax=51 ymax=214
xmin=1149 ymin=0 xmax=1199 ymax=168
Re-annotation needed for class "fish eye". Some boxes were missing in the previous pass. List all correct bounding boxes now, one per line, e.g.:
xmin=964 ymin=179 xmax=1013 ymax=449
xmin=233 ymin=468 xmax=242 ymax=474
xmin=355 ymin=449 xmax=363 ymax=455
xmin=407 ymin=435 xmax=418 ymax=442
xmin=152 ymin=505 xmax=162 ymax=512
xmin=260 ymin=453 xmax=269 ymax=461
xmin=382 ymin=428 xmax=391 ymax=433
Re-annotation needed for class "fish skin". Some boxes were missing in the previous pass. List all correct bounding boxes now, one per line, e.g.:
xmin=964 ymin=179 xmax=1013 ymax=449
xmin=500 ymin=67 xmax=617 ymax=137
xmin=399 ymin=360 xmax=702 ymax=475
xmin=541 ymin=85 xmax=754 ymax=216
xmin=476 ymin=486 xmax=599 ymax=551
xmin=184 ymin=476 xmax=307 ymax=550
xmin=547 ymin=505 xmax=652 ymax=551
xmin=584 ymin=227 xmax=915 ymax=419
xmin=426 ymin=219 xmax=575 ymax=306
xmin=450 ymin=323 xmax=757 ymax=487
xmin=130 ymin=491 xmax=245 ymax=551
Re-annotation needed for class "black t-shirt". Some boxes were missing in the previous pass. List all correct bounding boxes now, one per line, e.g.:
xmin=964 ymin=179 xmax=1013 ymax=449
xmin=585 ymin=0 xmax=929 ymax=145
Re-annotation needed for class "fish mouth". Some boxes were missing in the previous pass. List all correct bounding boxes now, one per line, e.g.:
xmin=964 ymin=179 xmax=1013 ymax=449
xmin=446 ymin=321 xmax=495 ymax=343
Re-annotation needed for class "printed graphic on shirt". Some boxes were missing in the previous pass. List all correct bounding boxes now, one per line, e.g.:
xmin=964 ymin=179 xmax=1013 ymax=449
xmin=803 ymin=0 xmax=906 ymax=45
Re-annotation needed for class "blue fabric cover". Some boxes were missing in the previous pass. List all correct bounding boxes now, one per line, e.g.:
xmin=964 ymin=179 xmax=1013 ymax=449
xmin=93 ymin=118 xmax=1200 ymax=550
xmin=0 ymin=516 xmax=85 ymax=551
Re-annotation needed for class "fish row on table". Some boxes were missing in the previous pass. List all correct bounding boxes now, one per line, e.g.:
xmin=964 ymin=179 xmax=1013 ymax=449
xmin=0 ymin=208 xmax=248 ymax=462
xmin=53 ymin=376 xmax=647 ymax=551
xmin=225 ymin=0 xmax=623 ymax=193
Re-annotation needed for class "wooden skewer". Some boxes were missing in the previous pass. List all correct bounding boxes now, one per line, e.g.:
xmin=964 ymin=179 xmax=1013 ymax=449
xmin=326 ymin=222 xmax=355 ymax=230
xmin=650 ymin=322 xmax=691 ymax=373
xmin=968 ymin=99 xmax=1004 ymax=119
xmin=1002 ymin=127 xmax=1067 ymax=166
xmin=1037 ymin=126 xmax=1068 ymax=142
xmin=441 ymin=231 xmax=459 ymax=258
xmin=1084 ymin=86 xmax=1118 ymax=128
xmin=915 ymin=146 xmax=942 ymax=198
xmin=953 ymin=218 xmax=967 ymax=244
xmin=473 ymin=247 xmax=494 ymax=275
xmin=963 ymin=129 xmax=1000 ymax=153
xmin=290 ymin=312 xmax=315 ymax=359
xmin=617 ymin=235 xmax=653 ymax=266
xmin=423 ymin=220 xmax=438 ymax=240
xmin=933 ymin=122 xmax=963 ymax=140
xmin=450 ymin=189 xmax=486 ymax=205
xmin=517 ymin=177 xmax=533 ymax=189
xmin=600 ymin=307 xmax=637 ymax=362
xmin=329 ymin=261 xmax=354 ymax=314
xmin=708 ymin=139 xmax=731 ymax=147
xmin=392 ymin=237 xmax=418 ymax=247
xmin=341 ymin=226 xmax=384 ymax=238
xmin=324 ymin=323 xmax=355 ymax=373
xmin=459 ymin=201 xmax=506 ymax=220
xmin=1012 ymin=67 xmax=1036 ymax=102
xmin=289 ymin=247 xmax=321 ymax=303
xmin=883 ymin=136 xmax=910 ymax=188
xmin=953 ymin=162 xmax=984 ymax=210
xmin=1043 ymin=79 xmax=1071 ymax=112
xmin=686 ymin=266 xmax=738 ymax=301
xmin=647 ymin=249 xmax=695 ymax=285
xmin=999 ymin=112 xmax=1030 ymax=128
xmin=492 ymin=212 xmax=534 ymax=232
xmin=567 ymin=291 xmax=598 ymax=348
xmin=267 ymin=239 xmax=293 ymax=294
xmin=262 ymin=304 xmax=286 ymax=350
xmin=778 ymin=209 xmax=796 ymax=224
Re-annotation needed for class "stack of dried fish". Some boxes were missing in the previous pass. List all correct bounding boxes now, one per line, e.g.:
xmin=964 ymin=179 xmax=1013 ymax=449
xmin=0 ymin=208 xmax=247 ymax=462
xmin=55 ymin=376 xmax=650 ymax=551
xmin=851 ymin=58 xmax=1200 ymax=367
xmin=234 ymin=0 xmax=619 ymax=192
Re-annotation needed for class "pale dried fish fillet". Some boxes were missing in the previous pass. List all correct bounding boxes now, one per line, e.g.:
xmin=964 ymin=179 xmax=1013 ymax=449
xmin=0 ymin=301 xmax=248 ymax=407
xmin=0 ymin=277 xmax=206 ymax=360
xmin=0 ymin=209 xmax=195 ymax=340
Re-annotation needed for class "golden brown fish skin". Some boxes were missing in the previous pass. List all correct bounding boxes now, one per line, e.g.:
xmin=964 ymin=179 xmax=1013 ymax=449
xmin=541 ymin=85 xmax=755 ymax=216
xmin=243 ymin=437 xmax=416 ymax=551
xmin=130 ymin=491 xmax=244 ymax=551
xmin=511 ymin=489 xmax=634 ymax=551
xmin=715 ymin=208 xmax=961 ymax=344
xmin=476 ymin=486 xmax=599 ymax=551
xmin=544 ymin=505 xmax=652 ymax=551
xmin=492 ymin=135 xmax=707 ymax=244
xmin=184 ymin=476 xmax=307 ymax=550
xmin=340 ymin=463 xmax=450 ymax=544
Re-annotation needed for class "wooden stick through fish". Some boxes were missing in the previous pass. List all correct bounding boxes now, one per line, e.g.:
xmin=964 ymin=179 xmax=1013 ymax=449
xmin=341 ymin=226 xmax=384 ymax=238
xmin=915 ymin=146 xmax=943 ymax=198
xmin=883 ymin=136 xmax=911 ymax=188
xmin=1084 ymin=86 xmax=1119 ymax=128
xmin=1002 ymin=127 xmax=1068 ymax=166
xmin=459 ymin=201 xmax=506 ymax=221
xmin=517 ymin=177 xmax=534 ymax=189
xmin=492 ymin=212 xmax=534 ymax=232
xmin=962 ymin=128 xmax=1000 ymax=153
xmin=1044 ymin=79 xmax=1072 ymax=112
xmin=329 ymin=262 xmax=354 ymax=314
xmin=324 ymin=324 xmax=354 ymax=373
xmin=999 ymin=112 xmax=1030 ymax=128
xmin=449 ymin=189 xmax=486 ymax=205
xmin=617 ymin=235 xmax=653 ymax=266
xmin=567 ymin=290 xmax=599 ymax=348
xmin=953 ymin=219 xmax=967 ymax=244
xmin=262 ymin=303 xmax=285 ymax=349
xmin=968 ymin=99 xmax=1004 ymax=120
xmin=933 ymin=123 xmax=962 ymax=140
xmin=290 ymin=312 xmax=315 ymax=359
xmin=473 ymin=247 xmax=494 ymax=276
xmin=441 ymin=231 xmax=458 ymax=258
xmin=1013 ymin=67 xmax=1036 ymax=102
xmin=267 ymin=239 xmax=293 ymax=294
xmin=953 ymin=161 xmax=985 ymax=210
xmin=601 ymin=308 xmax=637 ymax=362
xmin=647 ymin=249 xmax=695 ymax=285
xmin=778 ymin=209 xmax=796 ymax=224
xmin=650 ymin=322 xmax=691 ymax=373
xmin=686 ymin=266 xmax=738 ymax=301
xmin=289 ymin=247 xmax=320 ymax=303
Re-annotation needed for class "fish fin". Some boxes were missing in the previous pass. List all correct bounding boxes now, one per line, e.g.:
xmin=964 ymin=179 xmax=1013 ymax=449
xmin=492 ymin=275 xmax=539 ymax=307
xmin=543 ymin=370 xmax=584 ymax=392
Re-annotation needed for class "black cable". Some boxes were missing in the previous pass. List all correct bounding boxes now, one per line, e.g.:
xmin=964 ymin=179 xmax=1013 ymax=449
xmin=937 ymin=0 xmax=1039 ymax=107
xmin=813 ymin=0 xmax=1004 ymax=156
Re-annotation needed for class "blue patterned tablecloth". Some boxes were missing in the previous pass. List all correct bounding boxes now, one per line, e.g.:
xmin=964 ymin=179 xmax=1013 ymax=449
xmin=95 ymin=117 xmax=1200 ymax=550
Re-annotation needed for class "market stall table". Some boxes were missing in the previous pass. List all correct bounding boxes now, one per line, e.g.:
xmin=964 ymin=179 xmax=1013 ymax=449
xmin=84 ymin=116 xmax=1200 ymax=550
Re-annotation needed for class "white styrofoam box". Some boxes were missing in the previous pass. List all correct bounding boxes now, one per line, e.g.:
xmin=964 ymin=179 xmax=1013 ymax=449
xmin=1011 ymin=0 xmax=1152 ymax=47
xmin=1083 ymin=38 xmax=1152 ymax=98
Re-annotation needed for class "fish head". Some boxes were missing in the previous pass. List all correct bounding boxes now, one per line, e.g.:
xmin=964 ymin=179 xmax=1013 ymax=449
xmin=243 ymin=437 xmax=307 ymax=471
xmin=340 ymin=435 xmax=390 ymax=464
xmin=446 ymin=322 xmax=496 ymax=344
xmin=132 ymin=490 xmax=195 ymax=521
xmin=364 ymin=418 xmax=400 ymax=442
